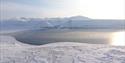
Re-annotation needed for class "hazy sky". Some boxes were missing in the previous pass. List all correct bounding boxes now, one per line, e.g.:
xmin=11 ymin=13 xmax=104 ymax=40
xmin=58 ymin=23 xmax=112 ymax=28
xmin=1 ymin=0 xmax=125 ymax=19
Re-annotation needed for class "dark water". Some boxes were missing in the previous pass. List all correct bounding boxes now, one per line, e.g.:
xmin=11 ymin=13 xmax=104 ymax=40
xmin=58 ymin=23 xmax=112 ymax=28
xmin=13 ymin=29 xmax=125 ymax=45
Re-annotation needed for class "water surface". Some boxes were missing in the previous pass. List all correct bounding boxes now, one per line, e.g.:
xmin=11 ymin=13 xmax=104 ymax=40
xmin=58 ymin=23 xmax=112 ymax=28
xmin=13 ymin=29 xmax=125 ymax=46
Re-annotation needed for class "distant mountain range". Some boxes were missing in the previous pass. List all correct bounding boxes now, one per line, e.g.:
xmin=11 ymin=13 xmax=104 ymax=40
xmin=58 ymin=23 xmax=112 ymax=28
xmin=0 ymin=16 xmax=125 ymax=31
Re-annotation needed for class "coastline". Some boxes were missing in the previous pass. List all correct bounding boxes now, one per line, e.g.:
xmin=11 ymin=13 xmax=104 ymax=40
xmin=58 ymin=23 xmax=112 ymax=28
xmin=0 ymin=35 xmax=125 ymax=63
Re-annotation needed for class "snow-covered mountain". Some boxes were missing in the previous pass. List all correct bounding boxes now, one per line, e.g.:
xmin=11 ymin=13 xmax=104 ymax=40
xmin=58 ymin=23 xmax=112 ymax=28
xmin=0 ymin=16 xmax=125 ymax=32
xmin=68 ymin=16 xmax=91 ymax=20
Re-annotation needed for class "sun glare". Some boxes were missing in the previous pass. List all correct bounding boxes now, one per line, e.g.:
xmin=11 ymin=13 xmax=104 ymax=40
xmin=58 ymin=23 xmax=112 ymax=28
xmin=73 ymin=0 xmax=125 ymax=19
xmin=111 ymin=31 xmax=125 ymax=46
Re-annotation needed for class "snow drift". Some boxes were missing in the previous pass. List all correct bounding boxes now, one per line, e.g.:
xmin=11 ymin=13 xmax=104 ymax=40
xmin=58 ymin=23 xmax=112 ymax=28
xmin=0 ymin=35 xmax=125 ymax=63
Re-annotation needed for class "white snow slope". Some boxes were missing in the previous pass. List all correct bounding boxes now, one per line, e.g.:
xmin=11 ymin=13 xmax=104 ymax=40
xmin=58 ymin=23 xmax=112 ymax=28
xmin=0 ymin=35 xmax=125 ymax=63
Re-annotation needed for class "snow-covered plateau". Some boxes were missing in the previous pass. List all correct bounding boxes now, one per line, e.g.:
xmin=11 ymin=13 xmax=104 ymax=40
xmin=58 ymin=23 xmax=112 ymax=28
xmin=0 ymin=35 xmax=125 ymax=63
xmin=1 ymin=16 xmax=125 ymax=32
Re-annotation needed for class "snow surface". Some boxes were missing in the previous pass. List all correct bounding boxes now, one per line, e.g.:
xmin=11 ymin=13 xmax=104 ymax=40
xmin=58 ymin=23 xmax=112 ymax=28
xmin=1 ymin=16 xmax=125 ymax=32
xmin=0 ymin=35 xmax=125 ymax=63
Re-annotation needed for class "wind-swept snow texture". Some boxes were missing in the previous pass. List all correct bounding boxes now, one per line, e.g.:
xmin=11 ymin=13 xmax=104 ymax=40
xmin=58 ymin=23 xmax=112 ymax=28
xmin=0 ymin=36 xmax=125 ymax=63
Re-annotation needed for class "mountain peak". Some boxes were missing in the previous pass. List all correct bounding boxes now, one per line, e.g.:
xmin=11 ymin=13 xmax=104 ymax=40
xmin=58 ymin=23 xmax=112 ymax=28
xmin=69 ymin=16 xmax=91 ymax=20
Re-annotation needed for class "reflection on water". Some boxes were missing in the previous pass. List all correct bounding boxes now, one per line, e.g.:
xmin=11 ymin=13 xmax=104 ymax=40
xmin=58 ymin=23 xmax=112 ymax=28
xmin=110 ymin=31 xmax=125 ymax=46
xmin=14 ymin=29 xmax=125 ymax=46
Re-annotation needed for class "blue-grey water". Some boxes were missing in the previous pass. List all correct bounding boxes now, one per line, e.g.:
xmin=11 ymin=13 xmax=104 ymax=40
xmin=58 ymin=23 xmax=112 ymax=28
xmin=13 ymin=29 xmax=125 ymax=45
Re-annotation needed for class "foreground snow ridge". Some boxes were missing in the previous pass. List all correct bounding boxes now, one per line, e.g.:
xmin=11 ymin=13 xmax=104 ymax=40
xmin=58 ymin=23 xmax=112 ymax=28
xmin=0 ymin=36 xmax=125 ymax=63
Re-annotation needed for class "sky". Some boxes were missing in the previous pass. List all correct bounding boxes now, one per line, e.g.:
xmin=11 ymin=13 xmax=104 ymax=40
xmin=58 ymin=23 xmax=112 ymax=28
xmin=0 ymin=0 xmax=125 ymax=20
